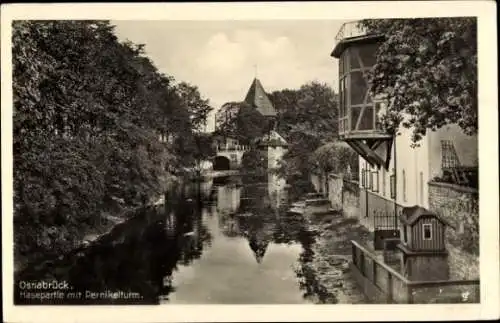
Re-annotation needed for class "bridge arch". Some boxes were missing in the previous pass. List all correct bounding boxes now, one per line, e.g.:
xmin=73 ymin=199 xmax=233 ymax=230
xmin=213 ymin=155 xmax=231 ymax=171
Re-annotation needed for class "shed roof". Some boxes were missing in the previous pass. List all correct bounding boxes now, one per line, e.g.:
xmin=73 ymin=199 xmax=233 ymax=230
xmin=399 ymin=205 xmax=450 ymax=227
xmin=244 ymin=78 xmax=277 ymax=117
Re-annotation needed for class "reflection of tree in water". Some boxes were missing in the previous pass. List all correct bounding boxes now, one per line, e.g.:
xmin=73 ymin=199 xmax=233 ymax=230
xmin=171 ymin=188 xmax=213 ymax=267
xmin=235 ymin=157 xmax=338 ymax=302
xmin=239 ymin=167 xmax=337 ymax=302
xmin=292 ymin=217 xmax=338 ymax=304
xmin=14 ymin=183 xmax=213 ymax=305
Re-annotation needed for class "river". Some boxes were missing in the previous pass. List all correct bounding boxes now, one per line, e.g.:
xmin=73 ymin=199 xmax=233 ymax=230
xmin=164 ymin=175 xmax=309 ymax=304
xmin=14 ymin=173 xmax=326 ymax=305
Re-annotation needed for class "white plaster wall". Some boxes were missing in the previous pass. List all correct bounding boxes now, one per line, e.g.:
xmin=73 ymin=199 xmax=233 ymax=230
xmin=395 ymin=126 xmax=431 ymax=208
xmin=357 ymin=123 xmax=477 ymax=210
xmin=358 ymin=125 xmax=431 ymax=209
xmin=268 ymin=146 xmax=287 ymax=170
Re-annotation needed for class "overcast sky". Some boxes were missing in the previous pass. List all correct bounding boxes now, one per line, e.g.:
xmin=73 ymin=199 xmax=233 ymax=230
xmin=112 ymin=20 xmax=347 ymax=131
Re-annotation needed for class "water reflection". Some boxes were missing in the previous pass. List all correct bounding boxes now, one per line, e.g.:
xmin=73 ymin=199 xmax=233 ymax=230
xmin=14 ymin=172 xmax=320 ymax=305
xmin=164 ymin=173 xmax=313 ymax=304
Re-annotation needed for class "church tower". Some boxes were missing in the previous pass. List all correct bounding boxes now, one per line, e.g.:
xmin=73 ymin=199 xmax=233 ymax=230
xmin=244 ymin=78 xmax=278 ymax=132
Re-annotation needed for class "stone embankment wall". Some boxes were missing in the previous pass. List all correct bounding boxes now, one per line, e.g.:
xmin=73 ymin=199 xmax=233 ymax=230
xmin=310 ymin=172 xmax=359 ymax=218
xmin=311 ymin=174 xmax=480 ymax=281
xmin=428 ymin=181 xmax=479 ymax=280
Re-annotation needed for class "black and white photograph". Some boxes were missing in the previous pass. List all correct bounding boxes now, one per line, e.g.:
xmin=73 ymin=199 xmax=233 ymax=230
xmin=1 ymin=2 xmax=498 ymax=322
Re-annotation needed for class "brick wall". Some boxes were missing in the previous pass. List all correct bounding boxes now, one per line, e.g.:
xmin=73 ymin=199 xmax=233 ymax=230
xmin=428 ymin=181 xmax=479 ymax=280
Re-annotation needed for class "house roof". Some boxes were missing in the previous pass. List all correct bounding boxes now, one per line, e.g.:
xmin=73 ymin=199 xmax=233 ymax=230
xmin=399 ymin=205 xmax=450 ymax=227
xmin=244 ymin=78 xmax=277 ymax=117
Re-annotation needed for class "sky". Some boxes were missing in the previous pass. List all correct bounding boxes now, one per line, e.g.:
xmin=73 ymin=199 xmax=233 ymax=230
xmin=112 ymin=20 xmax=347 ymax=131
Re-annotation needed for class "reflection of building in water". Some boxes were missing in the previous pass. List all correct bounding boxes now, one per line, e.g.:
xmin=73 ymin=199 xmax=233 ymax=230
xmin=216 ymin=184 xmax=241 ymax=214
xmin=256 ymin=131 xmax=289 ymax=208
xmin=268 ymin=173 xmax=288 ymax=209
xmin=219 ymin=214 xmax=242 ymax=237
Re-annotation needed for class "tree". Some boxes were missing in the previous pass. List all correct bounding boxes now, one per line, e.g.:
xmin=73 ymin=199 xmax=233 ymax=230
xmin=241 ymin=148 xmax=268 ymax=183
xmin=270 ymin=82 xmax=338 ymax=144
xmin=174 ymin=82 xmax=213 ymax=132
xmin=268 ymin=82 xmax=338 ymax=185
xmin=358 ymin=18 xmax=477 ymax=144
xmin=12 ymin=20 xmax=203 ymax=268
xmin=181 ymin=132 xmax=216 ymax=171
xmin=310 ymin=142 xmax=359 ymax=176
xmin=216 ymin=101 xmax=268 ymax=145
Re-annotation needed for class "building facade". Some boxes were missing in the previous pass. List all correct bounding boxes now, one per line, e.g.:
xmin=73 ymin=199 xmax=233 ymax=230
xmin=331 ymin=21 xmax=478 ymax=232
xmin=359 ymin=123 xmax=478 ymax=211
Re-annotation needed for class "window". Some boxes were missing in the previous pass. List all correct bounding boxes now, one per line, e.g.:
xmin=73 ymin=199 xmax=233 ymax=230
xmin=361 ymin=168 xmax=366 ymax=187
xmin=390 ymin=174 xmax=396 ymax=199
xmin=382 ymin=170 xmax=387 ymax=196
xmin=367 ymin=169 xmax=372 ymax=190
xmin=402 ymin=170 xmax=407 ymax=202
xmin=371 ymin=171 xmax=379 ymax=192
xmin=423 ymin=224 xmax=432 ymax=240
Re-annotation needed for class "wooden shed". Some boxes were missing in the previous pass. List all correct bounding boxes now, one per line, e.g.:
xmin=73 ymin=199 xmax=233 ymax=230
xmin=397 ymin=206 xmax=450 ymax=281
xmin=399 ymin=205 xmax=449 ymax=252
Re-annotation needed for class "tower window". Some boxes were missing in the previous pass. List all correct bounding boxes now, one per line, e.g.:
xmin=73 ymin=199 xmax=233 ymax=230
xmin=423 ymin=224 xmax=432 ymax=240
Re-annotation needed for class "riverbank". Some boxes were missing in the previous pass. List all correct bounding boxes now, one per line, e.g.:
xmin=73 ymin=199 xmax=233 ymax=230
xmin=14 ymin=175 xmax=181 ymax=275
xmin=301 ymin=208 xmax=373 ymax=303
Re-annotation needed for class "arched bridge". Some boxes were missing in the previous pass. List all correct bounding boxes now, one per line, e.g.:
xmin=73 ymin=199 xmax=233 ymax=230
xmin=213 ymin=144 xmax=250 ymax=170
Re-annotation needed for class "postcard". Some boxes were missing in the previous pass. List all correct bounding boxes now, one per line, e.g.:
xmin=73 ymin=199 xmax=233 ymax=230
xmin=1 ymin=1 xmax=498 ymax=322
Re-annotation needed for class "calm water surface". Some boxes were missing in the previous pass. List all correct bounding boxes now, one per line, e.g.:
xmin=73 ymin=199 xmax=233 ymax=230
xmin=165 ymin=177 xmax=308 ymax=304
xmin=15 ymin=174 xmax=318 ymax=305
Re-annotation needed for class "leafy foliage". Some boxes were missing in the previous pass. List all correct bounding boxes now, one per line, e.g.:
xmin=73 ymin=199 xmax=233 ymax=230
xmin=310 ymin=142 xmax=359 ymax=176
xmin=174 ymin=82 xmax=213 ymax=132
xmin=12 ymin=21 xmax=210 ymax=268
xmin=216 ymin=101 xmax=269 ymax=145
xmin=241 ymin=149 xmax=268 ymax=183
xmin=268 ymin=82 xmax=339 ymax=182
xmin=358 ymin=18 xmax=477 ymax=144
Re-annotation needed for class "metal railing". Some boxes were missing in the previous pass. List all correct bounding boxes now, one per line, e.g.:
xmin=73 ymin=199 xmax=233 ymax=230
xmin=335 ymin=20 xmax=369 ymax=44
xmin=216 ymin=144 xmax=250 ymax=152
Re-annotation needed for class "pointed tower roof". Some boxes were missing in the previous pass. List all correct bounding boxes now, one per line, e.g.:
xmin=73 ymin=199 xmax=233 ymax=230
xmin=244 ymin=78 xmax=277 ymax=117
